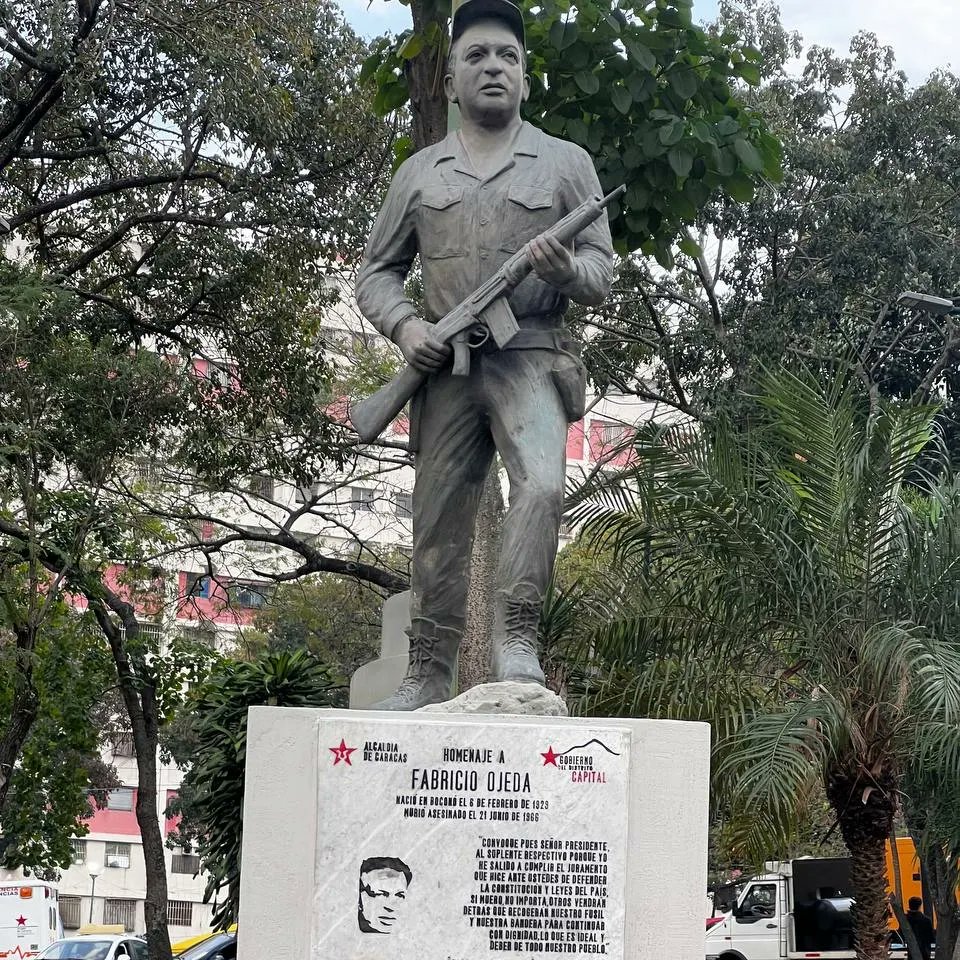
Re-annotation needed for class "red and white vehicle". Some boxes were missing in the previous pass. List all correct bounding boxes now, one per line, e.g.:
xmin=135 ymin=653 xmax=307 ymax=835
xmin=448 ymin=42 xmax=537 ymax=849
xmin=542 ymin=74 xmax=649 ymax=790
xmin=0 ymin=883 xmax=62 ymax=959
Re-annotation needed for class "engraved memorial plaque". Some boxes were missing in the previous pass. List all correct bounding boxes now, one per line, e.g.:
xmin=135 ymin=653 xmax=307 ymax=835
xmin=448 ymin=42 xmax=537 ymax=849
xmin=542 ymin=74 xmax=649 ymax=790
xmin=312 ymin=717 xmax=630 ymax=960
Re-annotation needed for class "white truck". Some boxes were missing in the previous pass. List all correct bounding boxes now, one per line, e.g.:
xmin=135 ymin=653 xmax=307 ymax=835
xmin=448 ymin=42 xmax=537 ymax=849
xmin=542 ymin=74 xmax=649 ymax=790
xmin=0 ymin=882 xmax=62 ymax=959
xmin=705 ymin=857 xmax=907 ymax=960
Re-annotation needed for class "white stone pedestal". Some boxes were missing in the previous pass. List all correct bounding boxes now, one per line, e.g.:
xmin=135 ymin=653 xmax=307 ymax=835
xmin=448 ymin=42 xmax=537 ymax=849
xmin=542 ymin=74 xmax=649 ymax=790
xmin=238 ymin=707 xmax=710 ymax=960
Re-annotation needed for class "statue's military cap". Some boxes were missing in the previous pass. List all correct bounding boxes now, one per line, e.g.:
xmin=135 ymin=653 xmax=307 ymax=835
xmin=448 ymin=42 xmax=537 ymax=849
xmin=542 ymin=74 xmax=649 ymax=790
xmin=451 ymin=0 xmax=525 ymax=50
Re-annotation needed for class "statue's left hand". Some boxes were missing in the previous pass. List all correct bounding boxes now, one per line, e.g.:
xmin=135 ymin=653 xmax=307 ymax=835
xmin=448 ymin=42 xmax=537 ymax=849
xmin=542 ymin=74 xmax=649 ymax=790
xmin=525 ymin=233 xmax=576 ymax=288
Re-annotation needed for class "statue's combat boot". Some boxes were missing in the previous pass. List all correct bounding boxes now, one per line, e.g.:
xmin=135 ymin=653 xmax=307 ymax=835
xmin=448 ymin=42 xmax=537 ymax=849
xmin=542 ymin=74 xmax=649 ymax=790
xmin=369 ymin=617 xmax=460 ymax=710
xmin=491 ymin=580 xmax=546 ymax=686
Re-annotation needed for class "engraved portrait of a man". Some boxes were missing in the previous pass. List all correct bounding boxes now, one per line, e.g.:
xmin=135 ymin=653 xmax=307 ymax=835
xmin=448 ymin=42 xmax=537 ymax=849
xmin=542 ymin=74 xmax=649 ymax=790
xmin=358 ymin=857 xmax=413 ymax=934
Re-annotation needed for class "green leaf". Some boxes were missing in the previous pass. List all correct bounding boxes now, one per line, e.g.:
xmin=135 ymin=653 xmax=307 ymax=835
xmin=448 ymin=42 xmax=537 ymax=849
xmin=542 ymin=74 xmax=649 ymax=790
xmin=373 ymin=81 xmax=409 ymax=115
xmin=659 ymin=118 xmax=685 ymax=146
xmin=668 ymin=66 xmax=698 ymax=101
xmin=611 ymin=85 xmax=632 ymax=115
xmin=541 ymin=113 xmax=565 ymax=135
xmin=575 ymin=71 xmax=600 ymax=95
xmin=654 ymin=244 xmax=676 ymax=270
xmin=359 ymin=54 xmax=379 ymax=85
xmin=549 ymin=20 xmax=579 ymax=51
xmin=691 ymin=119 xmax=715 ymax=144
xmin=715 ymin=115 xmax=741 ymax=137
xmin=566 ymin=118 xmax=588 ymax=145
xmin=624 ymin=40 xmax=656 ymax=71
xmin=668 ymin=147 xmax=693 ymax=178
xmin=626 ymin=182 xmax=650 ymax=208
xmin=733 ymin=138 xmax=764 ymax=173
xmin=736 ymin=62 xmax=761 ymax=86
xmin=726 ymin=173 xmax=755 ymax=203
xmin=398 ymin=33 xmax=424 ymax=60
xmin=678 ymin=234 xmax=703 ymax=257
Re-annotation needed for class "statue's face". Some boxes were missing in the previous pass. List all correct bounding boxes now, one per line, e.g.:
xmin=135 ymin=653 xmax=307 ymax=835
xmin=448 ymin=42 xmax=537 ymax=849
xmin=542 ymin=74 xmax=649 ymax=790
xmin=359 ymin=868 xmax=408 ymax=933
xmin=445 ymin=20 xmax=529 ymax=127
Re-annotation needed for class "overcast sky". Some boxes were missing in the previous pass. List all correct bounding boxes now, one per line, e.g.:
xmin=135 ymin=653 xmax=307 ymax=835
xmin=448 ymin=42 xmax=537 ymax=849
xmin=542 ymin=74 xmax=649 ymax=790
xmin=339 ymin=0 xmax=956 ymax=85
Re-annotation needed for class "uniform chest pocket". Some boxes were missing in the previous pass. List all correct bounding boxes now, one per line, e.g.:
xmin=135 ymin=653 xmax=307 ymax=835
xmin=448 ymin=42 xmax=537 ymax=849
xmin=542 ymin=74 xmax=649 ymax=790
xmin=499 ymin=184 xmax=556 ymax=253
xmin=419 ymin=186 xmax=466 ymax=259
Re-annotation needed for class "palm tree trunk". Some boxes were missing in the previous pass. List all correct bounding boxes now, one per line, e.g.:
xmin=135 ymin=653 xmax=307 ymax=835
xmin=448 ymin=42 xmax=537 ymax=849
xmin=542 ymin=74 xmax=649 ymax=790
xmin=827 ymin=770 xmax=896 ymax=960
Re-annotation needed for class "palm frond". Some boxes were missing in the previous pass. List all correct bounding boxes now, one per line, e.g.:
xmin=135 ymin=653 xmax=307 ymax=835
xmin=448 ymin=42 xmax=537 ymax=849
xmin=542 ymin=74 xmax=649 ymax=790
xmin=713 ymin=700 xmax=830 ymax=863
xmin=854 ymin=621 xmax=960 ymax=724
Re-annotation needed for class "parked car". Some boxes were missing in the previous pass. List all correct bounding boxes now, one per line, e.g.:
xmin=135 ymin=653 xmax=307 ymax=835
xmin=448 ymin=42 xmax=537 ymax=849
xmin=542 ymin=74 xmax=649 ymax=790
xmin=175 ymin=932 xmax=236 ymax=960
xmin=171 ymin=924 xmax=237 ymax=955
xmin=36 ymin=934 xmax=148 ymax=959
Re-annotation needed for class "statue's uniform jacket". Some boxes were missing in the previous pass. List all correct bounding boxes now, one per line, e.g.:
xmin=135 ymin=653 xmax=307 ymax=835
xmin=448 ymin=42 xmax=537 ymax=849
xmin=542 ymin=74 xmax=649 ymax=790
xmin=355 ymin=120 xmax=614 ymax=637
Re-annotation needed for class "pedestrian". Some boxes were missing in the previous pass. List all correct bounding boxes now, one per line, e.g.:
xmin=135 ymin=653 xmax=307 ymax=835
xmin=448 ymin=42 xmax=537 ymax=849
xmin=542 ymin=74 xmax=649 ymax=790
xmin=904 ymin=896 xmax=935 ymax=960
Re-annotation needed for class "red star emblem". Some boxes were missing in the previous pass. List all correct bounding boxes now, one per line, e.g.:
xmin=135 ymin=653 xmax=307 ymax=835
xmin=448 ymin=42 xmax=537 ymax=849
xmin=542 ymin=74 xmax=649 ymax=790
xmin=15 ymin=915 xmax=27 ymax=926
xmin=329 ymin=738 xmax=357 ymax=765
xmin=541 ymin=745 xmax=559 ymax=766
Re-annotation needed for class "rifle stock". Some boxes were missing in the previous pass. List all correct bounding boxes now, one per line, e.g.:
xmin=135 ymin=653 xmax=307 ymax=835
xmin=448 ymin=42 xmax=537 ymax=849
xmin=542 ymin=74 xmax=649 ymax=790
xmin=350 ymin=364 xmax=426 ymax=443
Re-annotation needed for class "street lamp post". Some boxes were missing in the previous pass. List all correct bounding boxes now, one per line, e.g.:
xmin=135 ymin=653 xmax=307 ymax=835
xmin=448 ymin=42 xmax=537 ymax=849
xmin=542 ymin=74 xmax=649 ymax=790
xmin=88 ymin=862 xmax=102 ymax=923
xmin=897 ymin=290 xmax=960 ymax=316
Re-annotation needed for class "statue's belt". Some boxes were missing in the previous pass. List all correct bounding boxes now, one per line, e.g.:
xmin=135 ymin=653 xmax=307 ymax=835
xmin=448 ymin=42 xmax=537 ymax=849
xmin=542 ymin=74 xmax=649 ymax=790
xmin=472 ymin=326 xmax=571 ymax=353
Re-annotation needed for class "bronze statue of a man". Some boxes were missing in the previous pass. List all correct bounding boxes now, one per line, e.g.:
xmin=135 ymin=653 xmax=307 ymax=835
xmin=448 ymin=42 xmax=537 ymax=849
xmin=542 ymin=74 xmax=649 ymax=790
xmin=355 ymin=0 xmax=615 ymax=709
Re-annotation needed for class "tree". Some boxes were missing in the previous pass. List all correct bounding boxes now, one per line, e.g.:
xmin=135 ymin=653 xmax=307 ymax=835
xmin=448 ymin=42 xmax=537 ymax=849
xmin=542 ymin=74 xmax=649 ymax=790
xmin=567 ymin=369 xmax=960 ymax=960
xmin=1 ymin=3 xmax=400 ymax=956
xmin=600 ymin=0 xmax=960 ymax=440
xmin=240 ymin=573 xmax=385 ymax=680
xmin=167 ymin=650 xmax=343 ymax=930
xmin=364 ymin=0 xmax=782 ymax=262
xmin=0 ymin=591 xmax=120 ymax=876
xmin=897 ymin=480 xmax=960 ymax=960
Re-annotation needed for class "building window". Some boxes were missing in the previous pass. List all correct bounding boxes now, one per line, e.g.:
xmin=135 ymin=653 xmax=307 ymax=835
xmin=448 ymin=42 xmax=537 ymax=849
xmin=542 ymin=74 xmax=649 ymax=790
xmin=179 ymin=625 xmax=217 ymax=648
xmin=350 ymin=487 xmax=375 ymax=512
xmin=247 ymin=474 xmax=274 ymax=499
xmin=104 ymin=898 xmax=137 ymax=932
xmin=172 ymin=850 xmax=201 ymax=876
xmin=167 ymin=900 xmax=194 ymax=927
xmin=132 ymin=458 xmax=163 ymax=485
xmin=226 ymin=582 xmax=272 ymax=610
xmin=70 ymin=839 xmax=87 ymax=864
xmin=394 ymin=492 xmax=413 ymax=519
xmin=134 ymin=621 xmax=164 ymax=645
xmin=105 ymin=841 xmax=132 ymax=869
xmin=294 ymin=480 xmax=323 ymax=503
xmin=599 ymin=421 xmax=625 ymax=445
xmin=185 ymin=572 xmax=213 ymax=599
xmin=112 ymin=734 xmax=135 ymax=758
xmin=60 ymin=896 xmax=82 ymax=929
xmin=200 ymin=361 xmax=233 ymax=388
xmin=106 ymin=788 xmax=135 ymax=812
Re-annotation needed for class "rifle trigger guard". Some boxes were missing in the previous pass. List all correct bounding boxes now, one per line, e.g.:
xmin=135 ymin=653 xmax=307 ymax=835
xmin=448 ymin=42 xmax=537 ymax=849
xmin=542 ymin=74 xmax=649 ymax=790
xmin=451 ymin=332 xmax=471 ymax=376
xmin=467 ymin=325 xmax=489 ymax=349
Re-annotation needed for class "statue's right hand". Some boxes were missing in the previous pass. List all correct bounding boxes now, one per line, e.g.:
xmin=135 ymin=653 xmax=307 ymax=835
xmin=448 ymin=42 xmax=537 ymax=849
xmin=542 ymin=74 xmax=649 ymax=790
xmin=395 ymin=317 xmax=451 ymax=373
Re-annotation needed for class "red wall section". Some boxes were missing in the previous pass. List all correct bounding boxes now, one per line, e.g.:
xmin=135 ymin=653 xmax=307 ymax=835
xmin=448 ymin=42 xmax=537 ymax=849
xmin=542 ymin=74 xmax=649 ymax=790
xmin=176 ymin=571 xmax=256 ymax=626
xmin=565 ymin=420 xmax=585 ymax=462
xmin=165 ymin=790 xmax=180 ymax=837
xmin=588 ymin=420 xmax=634 ymax=467
xmin=86 ymin=792 xmax=140 ymax=836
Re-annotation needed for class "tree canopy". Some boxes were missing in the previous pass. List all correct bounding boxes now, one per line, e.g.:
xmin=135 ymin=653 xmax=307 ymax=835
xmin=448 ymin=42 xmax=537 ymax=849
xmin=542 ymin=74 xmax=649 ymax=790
xmin=567 ymin=367 xmax=960 ymax=960
xmin=594 ymin=0 xmax=960 ymax=436
xmin=363 ymin=0 xmax=782 ymax=262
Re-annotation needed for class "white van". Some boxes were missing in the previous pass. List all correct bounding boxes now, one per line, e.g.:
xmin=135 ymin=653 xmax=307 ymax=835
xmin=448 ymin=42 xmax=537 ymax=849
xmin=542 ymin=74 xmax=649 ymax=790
xmin=705 ymin=858 xmax=906 ymax=960
xmin=0 ymin=882 xmax=62 ymax=959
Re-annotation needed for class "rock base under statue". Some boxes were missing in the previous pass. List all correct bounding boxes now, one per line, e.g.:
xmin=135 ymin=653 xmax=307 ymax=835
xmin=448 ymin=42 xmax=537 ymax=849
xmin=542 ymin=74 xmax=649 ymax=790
xmin=418 ymin=680 xmax=568 ymax=716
